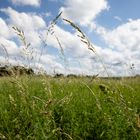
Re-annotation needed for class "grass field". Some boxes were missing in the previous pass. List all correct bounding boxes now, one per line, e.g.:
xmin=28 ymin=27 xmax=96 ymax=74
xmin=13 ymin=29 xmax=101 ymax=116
xmin=0 ymin=75 xmax=140 ymax=140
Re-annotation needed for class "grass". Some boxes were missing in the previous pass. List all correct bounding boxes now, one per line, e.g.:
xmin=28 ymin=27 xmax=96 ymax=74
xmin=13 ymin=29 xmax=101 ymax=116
xmin=0 ymin=76 xmax=140 ymax=140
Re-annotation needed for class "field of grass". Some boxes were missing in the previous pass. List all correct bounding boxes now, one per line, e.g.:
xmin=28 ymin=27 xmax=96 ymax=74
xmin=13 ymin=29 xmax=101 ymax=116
xmin=0 ymin=75 xmax=140 ymax=140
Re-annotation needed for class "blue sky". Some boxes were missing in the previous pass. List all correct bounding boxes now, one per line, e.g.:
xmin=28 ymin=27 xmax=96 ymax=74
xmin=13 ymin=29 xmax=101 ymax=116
xmin=0 ymin=0 xmax=140 ymax=76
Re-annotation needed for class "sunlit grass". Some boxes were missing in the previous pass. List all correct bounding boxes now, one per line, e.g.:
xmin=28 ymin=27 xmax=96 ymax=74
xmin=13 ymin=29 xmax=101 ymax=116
xmin=0 ymin=76 xmax=140 ymax=139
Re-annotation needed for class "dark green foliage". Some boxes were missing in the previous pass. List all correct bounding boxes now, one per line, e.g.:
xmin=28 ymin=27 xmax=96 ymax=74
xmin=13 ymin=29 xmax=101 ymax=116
xmin=0 ymin=65 xmax=34 ymax=76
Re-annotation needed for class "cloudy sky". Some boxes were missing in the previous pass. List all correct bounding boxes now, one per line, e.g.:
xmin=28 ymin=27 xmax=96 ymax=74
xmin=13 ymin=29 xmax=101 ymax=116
xmin=0 ymin=0 xmax=140 ymax=76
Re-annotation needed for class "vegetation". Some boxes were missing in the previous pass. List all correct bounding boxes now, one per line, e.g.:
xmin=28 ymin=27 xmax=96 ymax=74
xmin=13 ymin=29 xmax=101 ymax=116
xmin=0 ymin=65 xmax=34 ymax=76
xmin=0 ymin=76 xmax=140 ymax=139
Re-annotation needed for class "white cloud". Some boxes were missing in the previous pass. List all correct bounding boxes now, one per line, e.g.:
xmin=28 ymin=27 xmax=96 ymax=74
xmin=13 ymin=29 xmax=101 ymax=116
xmin=0 ymin=56 xmax=22 ymax=66
xmin=0 ymin=6 xmax=139 ymax=76
xmin=95 ymin=19 xmax=140 ymax=76
xmin=25 ymin=31 xmax=41 ymax=47
xmin=40 ymin=24 xmax=103 ymax=75
xmin=45 ymin=25 xmax=93 ymax=58
xmin=0 ymin=6 xmax=108 ymax=76
xmin=60 ymin=0 xmax=109 ymax=26
xmin=114 ymin=16 xmax=122 ymax=22
xmin=0 ymin=7 xmax=68 ymax=74
xmin=0 ymin=37 xmax=19 ymax=55
xmin=1 ymin=7 xmax=46 ymax=31
xmin=44 ymin=25 xmax=122 ymax=76
xmin=11 ymin=0 xmax=41 ymax=7
xmin=0 ymin=18 xmax=12 ymax=39
xmin=96 ymin=19 xmax=140 ymax=52
xmin=0 ymin=7 xmax=46 ymax=48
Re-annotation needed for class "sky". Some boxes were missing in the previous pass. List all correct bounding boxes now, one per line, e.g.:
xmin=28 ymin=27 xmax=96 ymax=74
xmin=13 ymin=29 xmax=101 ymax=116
xmin=0 ymin=0 xmax=140 ymax=76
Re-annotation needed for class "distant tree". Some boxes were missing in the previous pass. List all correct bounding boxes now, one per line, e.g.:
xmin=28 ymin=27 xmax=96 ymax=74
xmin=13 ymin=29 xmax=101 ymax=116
xmin=54 ymin=73 xmax=64 ymax=78
xmin=0 ymin=65 xmax=34 ymax=76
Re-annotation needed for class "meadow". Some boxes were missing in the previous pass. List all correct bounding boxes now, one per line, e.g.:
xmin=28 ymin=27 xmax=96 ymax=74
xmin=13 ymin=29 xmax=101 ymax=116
xmin=0 ymin=75 xmax=140 ymax=140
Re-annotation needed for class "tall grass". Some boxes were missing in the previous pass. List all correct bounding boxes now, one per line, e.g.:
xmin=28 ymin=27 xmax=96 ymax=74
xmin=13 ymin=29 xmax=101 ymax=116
xmin=0 ymin=76 xmax=140 ymax=139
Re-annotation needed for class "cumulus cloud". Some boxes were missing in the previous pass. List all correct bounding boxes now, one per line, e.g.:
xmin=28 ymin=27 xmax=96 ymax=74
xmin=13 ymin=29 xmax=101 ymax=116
xmin=0 ymin=37 xmax=19 ymax=55
xmin=0 ymin=7 xmax=70 ymax=74
xmin=0 ymin=37 xmax=22 ymax=67
xmin=60 ymin=0 xmax=109 ymax=26
xmin=41 ymin=25 xmax=99 ymax=74
xmin=0 ymin=7 xmax=46 ymax=48
xmin=96 ymin=19 xmax=140 ymax=52
xmin=45 ymin=25 xmax=94 ymax=58
xmin=0 ymin=18 xmax=12 ymax=39
xmin=44 ymin=25 xmax=123 ymax=76
xmin=1 ymin=7 xmax=46 ymax=31
xmin=11 ymin=0 xmax=41 ymax=7
xmin=0 ymin=5 xmax=139 ymax=76
xmin=95 ymin=19 xmax=140 ymax=76
xmin=0 ymin=5 xmax=110 ymax=76
xmin=0 ymin=7 xmax=45 ymax=67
